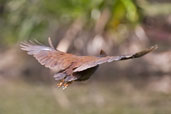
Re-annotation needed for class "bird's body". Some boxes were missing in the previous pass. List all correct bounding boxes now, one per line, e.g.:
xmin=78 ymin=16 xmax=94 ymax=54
xmin=20 ymin=38 xmax=157 ymax=89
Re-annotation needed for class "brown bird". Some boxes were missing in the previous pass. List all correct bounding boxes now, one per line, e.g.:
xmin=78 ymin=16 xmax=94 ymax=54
xmin=20 ymin=38 xmax=157 ymax=89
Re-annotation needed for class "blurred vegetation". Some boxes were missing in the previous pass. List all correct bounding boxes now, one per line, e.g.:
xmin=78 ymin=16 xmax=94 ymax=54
xmin=0 ymin=0 xmax=170 ymax=47
xmin=0 ymin=0 xmax=170 ymax=48
xmin=1 ymin=80 xmax=171 ymax=114
xmin=0 ymin=0 xmax=140 ymax=45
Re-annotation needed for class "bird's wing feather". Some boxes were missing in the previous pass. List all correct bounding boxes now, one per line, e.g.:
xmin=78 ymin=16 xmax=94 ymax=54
xmin=20 ymin=41 xmax=76 ymax=72
xmin=74 ymin=45 xmax=157 ymax=72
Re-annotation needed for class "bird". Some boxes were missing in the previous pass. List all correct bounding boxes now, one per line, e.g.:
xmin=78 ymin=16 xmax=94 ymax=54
xmin=20 ymin=38 xmax=157 ymax=89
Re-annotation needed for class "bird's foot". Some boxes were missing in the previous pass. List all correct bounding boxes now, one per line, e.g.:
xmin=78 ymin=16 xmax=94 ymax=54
xmin=62 ymin=82 xmax=72 ymax=90
xmin=56 ymin=80 xmax=64 ymax=87
xmin=56 ymin=80 xmax=72 ymax=89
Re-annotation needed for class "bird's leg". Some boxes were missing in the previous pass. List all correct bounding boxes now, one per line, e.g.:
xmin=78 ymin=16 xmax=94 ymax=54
xmin=56 ymin=79 xmax=73 ymax=89
xmin=62 ymin=81 xmax=73 ymax=90
xmin=56 ymin=79 xmax=64 ymax=87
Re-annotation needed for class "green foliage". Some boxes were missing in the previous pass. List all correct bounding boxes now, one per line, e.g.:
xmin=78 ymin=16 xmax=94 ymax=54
xmin=0 ymin=0 xmax=140 ymax=45
xmin=1 ymin=0 xmax=49 ymax=44
xmin=109 ymin=0 xmax=139 ymax=28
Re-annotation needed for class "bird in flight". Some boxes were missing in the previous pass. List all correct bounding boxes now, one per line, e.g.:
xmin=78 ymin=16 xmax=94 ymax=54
xmin=20 ymin=38 xmax=157 ymax=89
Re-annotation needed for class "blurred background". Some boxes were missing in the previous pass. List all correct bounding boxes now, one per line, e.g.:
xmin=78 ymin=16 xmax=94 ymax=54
xmin=0 ymin=0 xmax=171 ymax=114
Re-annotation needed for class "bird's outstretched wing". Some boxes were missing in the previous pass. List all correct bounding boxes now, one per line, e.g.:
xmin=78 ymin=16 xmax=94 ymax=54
xmin=20 ymin=38 xmax=77 ymax=72
xmin=74 ymin=45 xmax=158 ymax=72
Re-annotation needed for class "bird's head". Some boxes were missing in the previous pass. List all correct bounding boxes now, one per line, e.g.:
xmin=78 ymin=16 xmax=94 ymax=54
xmin=100 ymin=49 xmax=107 ymax=57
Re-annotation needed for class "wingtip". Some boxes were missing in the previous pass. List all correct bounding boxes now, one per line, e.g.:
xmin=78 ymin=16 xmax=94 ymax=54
xmin=146 ymin=44 xmax=158 ymax=53
xmin=20 ymin=41 xmax=29 ymax=49
xmin=48 ymin=37 xmax=55 ymax=49
xmin=151 ymin=45 xmax=158 ymax=51
xmin=133 ymin=44 xmax=158 ymax=58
